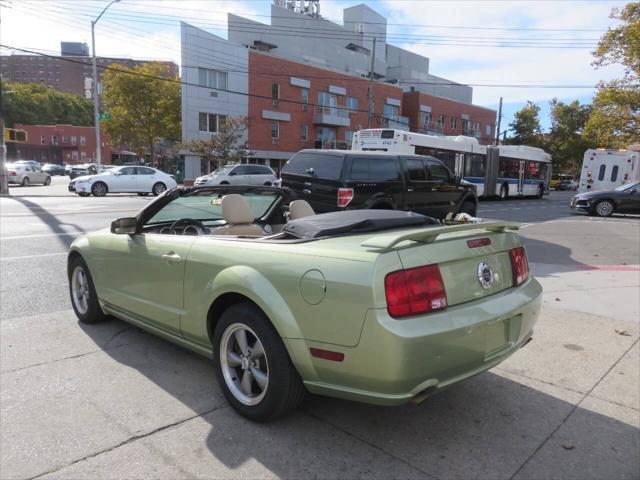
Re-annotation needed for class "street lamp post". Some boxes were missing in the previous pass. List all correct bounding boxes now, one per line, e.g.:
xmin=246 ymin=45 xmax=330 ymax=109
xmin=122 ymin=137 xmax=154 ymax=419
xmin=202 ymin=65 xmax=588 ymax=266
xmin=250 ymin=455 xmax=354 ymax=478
xmin=91 ymin=0 xmax=121 ymax=174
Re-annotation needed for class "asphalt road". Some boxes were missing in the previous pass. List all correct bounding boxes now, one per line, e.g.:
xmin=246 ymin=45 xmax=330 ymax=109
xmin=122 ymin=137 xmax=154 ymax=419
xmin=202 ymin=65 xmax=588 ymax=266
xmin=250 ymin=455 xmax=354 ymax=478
xmin=1 ymin=177 xmax=638 ymax=479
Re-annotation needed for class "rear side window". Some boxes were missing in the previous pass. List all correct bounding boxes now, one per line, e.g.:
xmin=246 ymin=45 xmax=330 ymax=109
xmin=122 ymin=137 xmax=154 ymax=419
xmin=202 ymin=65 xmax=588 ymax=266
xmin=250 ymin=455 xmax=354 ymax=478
xmin=282 ymin=153 xmax=344 ymax=180
xmin=426 ymin=160 xmax=451 ymax=183
xmin=136 ymin=167 xmax=155 ymax=175
xmin=349 ymin=156 xmax=399 ymax=182
xmin=406 ymin=158 xmax=427 ymax=181
xmin=611 ymin=165 xmax=618 ymax=182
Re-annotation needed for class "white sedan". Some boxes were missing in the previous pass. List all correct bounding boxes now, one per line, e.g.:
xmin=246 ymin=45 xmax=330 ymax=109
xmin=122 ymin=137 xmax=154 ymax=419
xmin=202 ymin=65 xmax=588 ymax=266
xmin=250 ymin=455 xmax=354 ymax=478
xmin=69 ymin=166 xmax=177 ymax=197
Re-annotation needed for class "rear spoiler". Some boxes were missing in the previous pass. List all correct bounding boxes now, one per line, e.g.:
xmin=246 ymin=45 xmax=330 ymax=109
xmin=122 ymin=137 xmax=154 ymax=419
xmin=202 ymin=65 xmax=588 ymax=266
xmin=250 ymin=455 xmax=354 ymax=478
xmin=361 ymin=221 xmax=521 ymax=250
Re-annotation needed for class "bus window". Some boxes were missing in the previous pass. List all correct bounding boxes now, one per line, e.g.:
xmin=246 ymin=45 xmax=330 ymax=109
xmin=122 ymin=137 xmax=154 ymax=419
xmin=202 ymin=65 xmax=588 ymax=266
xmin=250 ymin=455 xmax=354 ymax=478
xmin=464 ymin=154 xmax=486 ymax=177
xmin=598 ymin=164 xmax=606 ymax=181
xmin=611 ymin=165 xmax=619 ymax=182
xmin=499 ymin=158 xmax=520 ymax=179
xmin=526 ymin=161 xmax=547 ymax=179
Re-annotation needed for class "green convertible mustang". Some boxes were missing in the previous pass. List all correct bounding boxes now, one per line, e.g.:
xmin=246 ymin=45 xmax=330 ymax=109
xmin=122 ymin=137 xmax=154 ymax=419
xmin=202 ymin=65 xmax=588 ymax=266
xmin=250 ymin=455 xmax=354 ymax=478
xmin=68 ymin=186 xmax=542 ymax=421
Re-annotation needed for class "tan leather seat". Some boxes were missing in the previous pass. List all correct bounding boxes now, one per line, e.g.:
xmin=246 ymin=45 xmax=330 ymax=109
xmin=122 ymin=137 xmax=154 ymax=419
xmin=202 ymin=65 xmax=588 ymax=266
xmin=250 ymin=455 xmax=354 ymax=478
xmin=289 ymin=200 xmax=315 ymax=220
xmin=212 ymin=194 xmax=264 ymax=236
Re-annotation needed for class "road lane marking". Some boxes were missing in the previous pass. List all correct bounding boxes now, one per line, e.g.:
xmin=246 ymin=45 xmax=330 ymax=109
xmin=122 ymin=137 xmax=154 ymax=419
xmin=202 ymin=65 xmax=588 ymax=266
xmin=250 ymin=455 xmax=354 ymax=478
xmin=1 ymin=252 xmax=67 ymax=261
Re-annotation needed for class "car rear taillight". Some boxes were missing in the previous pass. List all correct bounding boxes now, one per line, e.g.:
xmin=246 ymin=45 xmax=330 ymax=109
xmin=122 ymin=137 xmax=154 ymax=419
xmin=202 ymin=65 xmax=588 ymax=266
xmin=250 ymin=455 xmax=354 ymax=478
xmin=337 ymin=188 xmax=354 ymax=207
xmin=384 ymin=264 xmax=447 ymax=318
xmin=510 ymin=247 xmax=529 ymax=286
xmin=9 ymin=171 xmax=16 ymax=176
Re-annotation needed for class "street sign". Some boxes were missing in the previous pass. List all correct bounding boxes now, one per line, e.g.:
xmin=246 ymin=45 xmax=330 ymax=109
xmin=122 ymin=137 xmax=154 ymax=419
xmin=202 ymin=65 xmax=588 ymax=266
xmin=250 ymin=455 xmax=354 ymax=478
xmin=99 ymin=113 xmax=113 ymax=120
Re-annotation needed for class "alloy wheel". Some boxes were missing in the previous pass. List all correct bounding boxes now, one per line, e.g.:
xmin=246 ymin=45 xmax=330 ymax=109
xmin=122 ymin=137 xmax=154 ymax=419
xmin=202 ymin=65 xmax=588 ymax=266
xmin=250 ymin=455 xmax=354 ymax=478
xmin=71 ymin=266 xmax=90 ymax=315
xmin=153 ymin=183 xmax=166 ymax=195
xmin=219 ymin=323 xmax=269 ymax=406
xmin=92 ymin=182 xmax=107 ymax=197
xmin=596 ymin=201 xmax=613 ymax=217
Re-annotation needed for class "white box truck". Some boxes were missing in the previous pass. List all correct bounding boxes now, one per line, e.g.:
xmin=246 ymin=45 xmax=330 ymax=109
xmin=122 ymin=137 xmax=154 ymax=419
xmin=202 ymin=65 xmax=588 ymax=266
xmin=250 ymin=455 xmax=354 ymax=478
xmin=579 ymin=148 xmax=639 ymax=193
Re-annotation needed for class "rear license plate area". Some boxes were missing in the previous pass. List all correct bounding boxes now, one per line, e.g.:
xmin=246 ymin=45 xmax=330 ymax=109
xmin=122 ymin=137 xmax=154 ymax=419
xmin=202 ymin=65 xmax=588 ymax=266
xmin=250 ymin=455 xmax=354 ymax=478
xmin=484 ymin=314 xmax=522 ymax=360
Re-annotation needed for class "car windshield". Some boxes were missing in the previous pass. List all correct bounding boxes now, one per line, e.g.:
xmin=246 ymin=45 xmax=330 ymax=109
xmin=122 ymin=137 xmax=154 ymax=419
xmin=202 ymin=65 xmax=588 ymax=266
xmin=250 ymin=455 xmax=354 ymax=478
xmin=615 ymin=182 xmax=639 ymax=192
xmin=146 ymin=190 xmax=281 ymax=225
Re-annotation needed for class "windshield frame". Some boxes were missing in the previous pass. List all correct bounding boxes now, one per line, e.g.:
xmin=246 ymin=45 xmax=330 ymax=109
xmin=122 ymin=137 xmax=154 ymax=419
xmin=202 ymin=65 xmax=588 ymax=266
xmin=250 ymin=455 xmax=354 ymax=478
xmin=614 ymin=182 xmax=639 ymax=192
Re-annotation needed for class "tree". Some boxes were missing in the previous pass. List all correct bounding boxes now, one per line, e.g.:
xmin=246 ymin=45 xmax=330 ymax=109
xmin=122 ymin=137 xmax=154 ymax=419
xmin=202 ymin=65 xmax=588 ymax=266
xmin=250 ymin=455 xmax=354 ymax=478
xmin=179 ymin=116 xmax=252 ymax=172
xmin=585 ymin=2 xmax=640 ymax=147
xmin=101 ymin=62 xmax=180 ymax=165
xmin=2 ymin=81 xmax=93 ymax=127
xmin=506 ymin=101 xmax=543 ymax=147
xmin=547 ymin=98 xmax=595 ymax=172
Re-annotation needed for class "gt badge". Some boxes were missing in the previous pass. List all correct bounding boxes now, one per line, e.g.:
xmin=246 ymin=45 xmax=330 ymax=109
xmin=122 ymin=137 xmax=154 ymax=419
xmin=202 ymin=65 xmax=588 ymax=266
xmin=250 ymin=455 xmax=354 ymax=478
xmin=477 ymin=262 xmax=493 ymax=289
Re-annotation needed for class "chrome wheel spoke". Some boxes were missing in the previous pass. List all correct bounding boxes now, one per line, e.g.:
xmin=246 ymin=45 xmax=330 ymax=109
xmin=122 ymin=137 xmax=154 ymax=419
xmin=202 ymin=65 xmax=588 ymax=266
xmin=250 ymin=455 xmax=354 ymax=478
xmin=251 ymin=367 xmax=267 ymax=390
xmin=227 ymin=351 xmax=242 ymax=367
xmin=249 ymin=340 xmax=264 ymax=359
xmin=240 ymin=370 xmax=252 ymax=395
xmin=234 ymin=329 xmax=249 ymax=355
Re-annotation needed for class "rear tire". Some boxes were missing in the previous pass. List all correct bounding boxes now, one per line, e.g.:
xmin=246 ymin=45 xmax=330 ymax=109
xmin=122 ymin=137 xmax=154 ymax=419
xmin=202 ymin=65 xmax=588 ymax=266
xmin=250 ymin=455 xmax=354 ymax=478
xmin=213 ymin=302 xmax=306 ymax=421
xmin=152 ymin=182 xmax=167 ymax=196
xmin=44 ymin=176 xmax=51 ymax=186
xmin=536 ymin=184 xmax=544 ymax=199
xmin=68 ymin=255 xmax=107 ymax=324
xmin=21 ymin=177 xmax=29 ymax=186
xmin=594 ymin=200 xmax=614 ymax=217
xmin=499 ymin=184 xmax=508 ymax=200
xmin=91 ymin=182 xmax=108 ymax=197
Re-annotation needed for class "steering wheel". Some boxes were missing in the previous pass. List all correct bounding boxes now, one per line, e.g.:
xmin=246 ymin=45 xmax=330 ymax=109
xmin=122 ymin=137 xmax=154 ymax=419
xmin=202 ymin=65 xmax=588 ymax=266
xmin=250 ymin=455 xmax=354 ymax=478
xmin=167 ymin=218 xmax=206 ymax=236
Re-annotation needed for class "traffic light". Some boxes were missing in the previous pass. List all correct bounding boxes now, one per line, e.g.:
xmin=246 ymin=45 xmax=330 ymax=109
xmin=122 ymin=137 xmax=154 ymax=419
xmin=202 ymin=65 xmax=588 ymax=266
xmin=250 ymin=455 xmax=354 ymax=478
xmin=4 ymin=129 xmax=28 ymax=143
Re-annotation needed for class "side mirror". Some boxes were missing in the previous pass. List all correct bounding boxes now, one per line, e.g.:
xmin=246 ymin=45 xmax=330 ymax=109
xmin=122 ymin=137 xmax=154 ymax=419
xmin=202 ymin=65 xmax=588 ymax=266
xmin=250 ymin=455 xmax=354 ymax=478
xmin=111 ymin=217 xmax=137 ymax=235
xmin=628 ymin=189 xmax=638 ymax=194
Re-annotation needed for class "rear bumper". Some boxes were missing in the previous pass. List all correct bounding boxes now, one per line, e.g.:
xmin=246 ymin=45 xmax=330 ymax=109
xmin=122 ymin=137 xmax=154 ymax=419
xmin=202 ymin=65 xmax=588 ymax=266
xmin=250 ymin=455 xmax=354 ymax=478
xmin=295 ymin=277 xmax=543 ymax=405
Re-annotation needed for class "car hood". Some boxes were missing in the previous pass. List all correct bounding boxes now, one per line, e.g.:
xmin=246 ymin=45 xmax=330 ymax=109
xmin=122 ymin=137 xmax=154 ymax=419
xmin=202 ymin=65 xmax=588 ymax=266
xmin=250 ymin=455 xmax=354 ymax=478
xmin=574 ymin=190 xmax=616 ymax=200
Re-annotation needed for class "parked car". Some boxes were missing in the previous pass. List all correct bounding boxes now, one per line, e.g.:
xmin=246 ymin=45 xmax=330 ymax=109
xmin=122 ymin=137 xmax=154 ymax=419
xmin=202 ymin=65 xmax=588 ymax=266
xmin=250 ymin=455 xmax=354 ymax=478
xmin=68 ymin=165 xmax=177 ymax=197
xmin=13 ymin=160 xmax=42 ymax=168
xmin=68 ymin=185 xmax=541 ymax=421
xmin=42 ymin=163 xmax=66 ymax=176
xmin=550 ymin=174 xmax=574 ymax=190
xmin=280 ymin=150 xmax=478 ymax=219
xmin=69 ymin=164 xmax=97 ymax=180
xmin=570 ymin=181 xmax=640 ymax=217
xmin=7 ymin=163 xmax=51 ymax=186
xmin=195 ymin=164 xmax=277 ymax=187
xmin=556 ymin=180 xmax=578 ymax=191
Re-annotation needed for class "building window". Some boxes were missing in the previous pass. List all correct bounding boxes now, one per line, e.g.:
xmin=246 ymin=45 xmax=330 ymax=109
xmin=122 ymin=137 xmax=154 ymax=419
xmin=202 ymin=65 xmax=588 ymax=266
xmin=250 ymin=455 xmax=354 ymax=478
xmin=198 ymin=112 xmax=227 ymax=133
xmin=300 ymin=124 xmax=308 ymax=141
xmin=451 ymin=117 xmax=458 ymax=130
xmin=271 ymin=121 xmax=279 ymax=139
xmin=272 ymin=83 xmax=280 ymax=100
xmin=81 ymin=151 xmax=87 ymax=161
xmin=420 ymin=111 xmax=432 ymax=127
xmin=485 ymin=124 xmax=492 ymax=137
xmin=71 ymin=136 xmax=77 ymax=146
xmin=80 ymin=136 xmax=86 ymax=146
xmin=475 ymin=121 xmax=481 ymax=132
xmin=301 ymin=87 xmax=309 ymax=105
xmin=437 ymin=115 xmax=445 ymax=128
xmin=383 ymin=104 xmax=399 ymax=121
xmin=40 ymin=135 xmax=45 ymax=145
xmin=51 ymin=135 xmax=58 ymax=145
xmin=62 ymin=136 xmax=67 ymax=143
xmin=345 ymin=130 xmax=354 ymax=144
xmin=318 ymin=92 xmax=337 ymax=112
xmin=197 ymin=68 xmax=227 ymax=90
xmin=346 ymin=96 xmax=358 ymax=112
xmin=316 ymin=127 xmax=336 ymax=142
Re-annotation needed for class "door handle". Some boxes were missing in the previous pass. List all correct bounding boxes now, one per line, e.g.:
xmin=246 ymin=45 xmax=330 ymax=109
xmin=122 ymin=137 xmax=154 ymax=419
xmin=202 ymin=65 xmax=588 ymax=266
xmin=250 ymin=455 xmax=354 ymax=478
xmin=161 ymin=252 xmax=182 ymax=264
xmin=407 ymin=188 xmax=414 ymax=192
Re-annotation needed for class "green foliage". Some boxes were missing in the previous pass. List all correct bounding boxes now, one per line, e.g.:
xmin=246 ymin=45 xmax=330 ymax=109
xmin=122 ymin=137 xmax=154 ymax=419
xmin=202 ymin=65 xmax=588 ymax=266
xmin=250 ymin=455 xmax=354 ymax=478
xmin=586 ymin=2 xmax=640 ymax=148
xmin=179 ymin=116 xmax=252 ymax=172
xmin=101 ymin=62 xmax=180 ymax=161
xmin=506 ymin=101 xmax=543 ymax=147
xmin=1 ymin=81 xmax=94 ymax=127
xmin=547 ymin=99 xmax=595 ymax=172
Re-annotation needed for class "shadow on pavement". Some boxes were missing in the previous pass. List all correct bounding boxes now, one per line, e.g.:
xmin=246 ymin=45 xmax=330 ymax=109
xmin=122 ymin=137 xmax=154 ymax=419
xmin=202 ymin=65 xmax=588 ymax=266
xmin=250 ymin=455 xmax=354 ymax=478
xmin=79 ymin=319 xmax=639 ymax=479
xmin=519 ymin=236 xmax=591 ymax=278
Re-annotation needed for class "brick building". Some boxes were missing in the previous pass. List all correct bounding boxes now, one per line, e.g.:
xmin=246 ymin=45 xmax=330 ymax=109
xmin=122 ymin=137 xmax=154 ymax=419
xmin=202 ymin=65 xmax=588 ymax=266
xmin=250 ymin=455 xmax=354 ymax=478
xmin=1 ymin=42 xmax=178 ymax=97
xmin=7 ymin=124 xmax=112 ymax=165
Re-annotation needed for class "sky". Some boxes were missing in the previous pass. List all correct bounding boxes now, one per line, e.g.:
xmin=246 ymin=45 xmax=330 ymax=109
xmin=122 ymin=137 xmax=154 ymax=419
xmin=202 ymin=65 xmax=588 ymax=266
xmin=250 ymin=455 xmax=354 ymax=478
xmin=0 ymin=0 xmax=628 ymax=132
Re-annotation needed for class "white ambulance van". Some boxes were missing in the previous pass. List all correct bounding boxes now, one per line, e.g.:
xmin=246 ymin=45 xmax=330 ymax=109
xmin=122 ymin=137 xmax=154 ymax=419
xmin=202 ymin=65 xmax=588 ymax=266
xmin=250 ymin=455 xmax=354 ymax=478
xmin=578 ymin=149 xmax=639 ymax=193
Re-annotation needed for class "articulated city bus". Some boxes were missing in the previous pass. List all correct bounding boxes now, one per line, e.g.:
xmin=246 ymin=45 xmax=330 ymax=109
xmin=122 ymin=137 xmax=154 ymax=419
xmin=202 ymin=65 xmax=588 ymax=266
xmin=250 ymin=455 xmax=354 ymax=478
xmin=351 ymin=129 xmax=552 ymax=199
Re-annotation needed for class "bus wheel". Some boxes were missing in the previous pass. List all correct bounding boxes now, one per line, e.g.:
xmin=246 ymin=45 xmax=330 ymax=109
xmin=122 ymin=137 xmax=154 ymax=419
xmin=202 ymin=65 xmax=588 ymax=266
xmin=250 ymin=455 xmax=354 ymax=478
xmin=499 ymin=184 xmax=509 ymax=200
xmin=536 ymin=185 xmax=544 ymax=199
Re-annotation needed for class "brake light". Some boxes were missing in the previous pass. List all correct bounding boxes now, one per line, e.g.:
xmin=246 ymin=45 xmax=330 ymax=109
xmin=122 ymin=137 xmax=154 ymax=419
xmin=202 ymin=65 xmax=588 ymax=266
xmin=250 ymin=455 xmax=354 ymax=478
xmin=467 ymin=238 xmax=491 ymax=248
xmin=337 ymin=188 xmax=354 ymax=207
xmin=510 ymin=247 xmax=529 ymax=286
xmin=384 ymin=264 xmax=447 ymax=318
xmin=9 ymin=171 xmax=16 ymax=176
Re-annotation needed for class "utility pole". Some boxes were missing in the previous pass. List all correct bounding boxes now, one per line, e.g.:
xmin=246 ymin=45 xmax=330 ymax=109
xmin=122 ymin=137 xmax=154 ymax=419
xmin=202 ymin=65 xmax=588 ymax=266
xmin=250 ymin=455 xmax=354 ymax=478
xmin=0 ymin=82 xmax=8 ymax=196
xmin=91 ymin=0 xmax=121 ymax=174
xmin=495 ymin=96 xmax=503 ymax=146
xmin=367 ymin=36 xmax=377 ymax=129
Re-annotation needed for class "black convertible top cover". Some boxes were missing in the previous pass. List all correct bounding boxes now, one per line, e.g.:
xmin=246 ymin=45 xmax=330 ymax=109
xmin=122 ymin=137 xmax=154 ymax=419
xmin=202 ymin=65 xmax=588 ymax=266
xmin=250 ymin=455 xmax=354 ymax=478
xmin=282 ymin=209 xmax=437 ymax=239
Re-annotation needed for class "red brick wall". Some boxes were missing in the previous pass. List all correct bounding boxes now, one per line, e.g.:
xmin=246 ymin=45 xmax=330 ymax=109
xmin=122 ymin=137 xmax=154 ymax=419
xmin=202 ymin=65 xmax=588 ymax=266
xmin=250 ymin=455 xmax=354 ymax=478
xmin=402 ymin=91 xmax=496 ymax=145
xmin=12 ymin=124 xmax=112 ymax=164
xmin=248 ymin=52 xmax=405 ymax=153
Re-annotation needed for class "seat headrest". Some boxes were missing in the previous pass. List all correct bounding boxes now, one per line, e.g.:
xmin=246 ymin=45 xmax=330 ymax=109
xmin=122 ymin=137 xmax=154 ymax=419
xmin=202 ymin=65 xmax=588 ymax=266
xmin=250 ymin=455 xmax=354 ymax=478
xmin=289 ymin=200 xmax=315 ymax=220
xmin=221 ymin=194 xmax=254 ymax=225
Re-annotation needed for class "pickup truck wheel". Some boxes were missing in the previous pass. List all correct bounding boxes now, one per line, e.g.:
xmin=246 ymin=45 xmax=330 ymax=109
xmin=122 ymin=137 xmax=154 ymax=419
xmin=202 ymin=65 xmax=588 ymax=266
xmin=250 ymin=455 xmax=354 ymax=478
xmin=459 ymin=200 xmax=477 ymax=216
xmin=214 ymin=303 xmax=306 ymax=421
xmin=68 ymin=256 xmax=107 ymax=324
xmin=91 ymin=182 xmax=108 ymax=197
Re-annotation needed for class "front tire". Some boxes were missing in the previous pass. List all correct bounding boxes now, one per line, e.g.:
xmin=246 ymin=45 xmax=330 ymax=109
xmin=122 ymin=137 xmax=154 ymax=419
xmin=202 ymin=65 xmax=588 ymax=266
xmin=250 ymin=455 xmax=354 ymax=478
xmin=152 ymin=182 xmax=166 ymax=196
xmin=68 ymin=255 xmax=107 ymax=324
xmin=594 ymin=200 xmax=614 ymax=217
xmin=44 ymin=176 xmax=51 ymax=186
xmin=499 ymin=184 xmax=508 ymax=200
xmin=91 ymin=182 xmax=108 ymax=197
xmin=213 ymin=303 xmax=306 ymax=421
